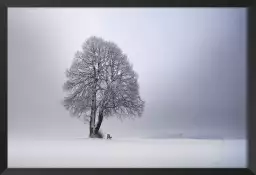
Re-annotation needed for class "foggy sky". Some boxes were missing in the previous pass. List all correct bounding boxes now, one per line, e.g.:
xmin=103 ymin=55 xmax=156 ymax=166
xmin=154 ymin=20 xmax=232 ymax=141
xmin=8 ymin=8 xmax=247 ymax=139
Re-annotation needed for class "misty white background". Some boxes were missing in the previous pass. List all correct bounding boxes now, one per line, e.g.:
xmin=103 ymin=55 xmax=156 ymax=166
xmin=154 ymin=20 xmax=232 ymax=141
xmin=8 ymin=8 xmax=247 ymax=168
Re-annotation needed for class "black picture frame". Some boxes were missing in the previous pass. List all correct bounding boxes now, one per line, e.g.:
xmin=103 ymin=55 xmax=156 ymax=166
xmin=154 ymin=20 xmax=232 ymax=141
xmin=0 ymin=0 xmax=254 ymax=175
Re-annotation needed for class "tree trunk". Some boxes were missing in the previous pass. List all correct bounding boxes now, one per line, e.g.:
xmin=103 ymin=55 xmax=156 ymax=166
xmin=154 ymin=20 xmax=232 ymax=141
xmin=89 ymin=66 xmax=97 ymax=138
xmin=94 ymin=110 xmax=104 ymax=134
xmin=89 ymin=117 xmax=94 ymax=137
xmin=89 ymin=91 xmax=97 ymax=138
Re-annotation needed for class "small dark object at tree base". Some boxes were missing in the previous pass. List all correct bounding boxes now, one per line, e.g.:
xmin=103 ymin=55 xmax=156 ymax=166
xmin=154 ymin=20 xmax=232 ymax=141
xmin=107 ymin=134 xmax=112 ymax=140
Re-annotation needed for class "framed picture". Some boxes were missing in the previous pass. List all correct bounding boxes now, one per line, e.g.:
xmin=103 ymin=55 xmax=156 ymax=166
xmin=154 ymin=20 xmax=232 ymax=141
xmin=0 ymin=1 xmax=254 ymax=175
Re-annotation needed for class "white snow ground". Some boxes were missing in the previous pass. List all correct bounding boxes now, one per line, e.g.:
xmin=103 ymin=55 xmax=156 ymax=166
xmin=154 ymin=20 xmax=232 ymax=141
xmin=8 ymin=137 xmax=247 ymax=168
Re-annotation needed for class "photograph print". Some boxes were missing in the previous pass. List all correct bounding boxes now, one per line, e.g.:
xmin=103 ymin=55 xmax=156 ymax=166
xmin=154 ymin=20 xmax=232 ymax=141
xmin=8 ymin=8 xmax=247 ymax=168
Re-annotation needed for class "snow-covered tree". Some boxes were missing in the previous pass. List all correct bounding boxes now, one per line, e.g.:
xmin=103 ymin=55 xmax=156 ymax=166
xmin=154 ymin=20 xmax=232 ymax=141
xmin=62 ymin=36 xmax=145 ymax=138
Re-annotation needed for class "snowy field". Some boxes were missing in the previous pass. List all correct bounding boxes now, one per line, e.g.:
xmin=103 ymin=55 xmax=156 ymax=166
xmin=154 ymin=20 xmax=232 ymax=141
xmin=8 ymin=137 xmax=247 ymax=168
